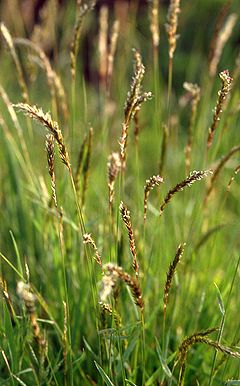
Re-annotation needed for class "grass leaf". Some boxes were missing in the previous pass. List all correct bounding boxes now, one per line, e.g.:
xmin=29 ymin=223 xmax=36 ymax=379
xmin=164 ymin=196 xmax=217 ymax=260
xmin=94 ymin=361 xmax=115 ymax=386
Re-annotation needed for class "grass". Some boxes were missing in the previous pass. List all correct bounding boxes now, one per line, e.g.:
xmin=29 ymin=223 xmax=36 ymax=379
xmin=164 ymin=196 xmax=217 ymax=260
xmin=0 ymin=0 xmax=240 ymax=385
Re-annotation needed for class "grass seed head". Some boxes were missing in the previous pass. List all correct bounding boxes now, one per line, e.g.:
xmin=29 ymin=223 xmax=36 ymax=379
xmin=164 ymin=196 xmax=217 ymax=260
xmin=165 ymin=0 xmax=181 ymax=59
xmin=45 ymin=133 xmax=57 ymax=208
xmin=13 ymin=103 xmax=71 ymax=169
xmin=207 ymin=70 xmax=233 ymax=149
xmin=83 ymin=233 xmax=102 ymax=268
xmin=209 ymin=13 xmax=237 ymax=77
xmin=160 ymin=170 xmax=212 ymax=215
xmin=163 ymin=243 xmax=185 ymax=319
xmin=107 ymin=152 xmax=121 ymax=207
xmin=119 ymin=201 xmax=139 ymax=277
xmin=103 ymin=263 xmax=144 ymax=310
xmin=149 ymin=0 xmax=160 ymax=49
xmin=144 ymin=175 xmax=164 ymax=222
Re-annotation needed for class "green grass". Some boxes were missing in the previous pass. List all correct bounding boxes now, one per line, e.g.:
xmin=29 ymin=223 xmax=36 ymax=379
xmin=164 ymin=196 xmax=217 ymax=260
xmin=0 ymin=1 xmax=240 ymax=385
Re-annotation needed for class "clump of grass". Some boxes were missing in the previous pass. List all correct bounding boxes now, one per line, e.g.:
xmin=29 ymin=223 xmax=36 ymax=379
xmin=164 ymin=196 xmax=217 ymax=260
xmin=1 ymin=2 xmax=240 ymax=385
xmin=159 ymin=170 xmax=212 ymax=216
xmin=207 ymin=70 xmax=233 ymax=149
xmin=163 ymin=243 xmax=185 ymax=319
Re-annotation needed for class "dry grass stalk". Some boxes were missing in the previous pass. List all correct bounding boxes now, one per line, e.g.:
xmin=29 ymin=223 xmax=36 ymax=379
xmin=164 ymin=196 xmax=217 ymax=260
xmin=159 ymin=124 xmax=169 ymax=175
xmin=0 ymin=85 xmax=34 ymax=178
xmin=70 ymin=0 xmax=96 ymax=80
xmin=227 ymin=164 xmax=240 ymax=191
xmin=13 ymin=103 xmax=71 ymax=170
xmin=208 ymin=0 xmax=232 ymax=66
xmin=205 ymin=144 xmax=240 ymax=204
xmin=99 ymin=301 xmax=122 ymax=328
xmin=159 ymin=170 xmax=212 ymax=216
xmin=207 ymin=70 xmax=233 ymax=149
xmin=183 ymin=82 xmax=201 ymax=175
xmin=99 ymin=6 xmax=108 ymax=89
xmin=120 ymin=49 xmax=152 ymax=169
xmin=149 ymin=0 xmax=160 ymax=54
xmin=100 ymin=263 xmax=144 ymax=310
xmin=59 ymin=206 xmax=65 ymax=254
xmin=209 ymin=13 xmax=237 ymax=77
xmin=83 ymin=233 xmax=102 ymax=269
xmin=0 ymin=85 xmax=22 ymax=134
xmin=14 ymin=38 xmax=68 ymax=120
xmin=119 ymin=201 xmax=139 ymax=278
xmin=176 ymin=328 xmax=240 ymax=385
xmin=82 ymin=127 xmax=93 ymax=206
xmin=17 ymin=281 xmax=46 ymax=350
xmin=165 ymin=0 xmax=181 ymax=60
xmin=31 ymin=0 xmax=57 ymax=52
xmin=45 ymin=134 xmax=58 ymax=208
xmin=0 ymin=23 xmax=29 ymax=103
xmin=106 ymin=20 xmax=119 ymax=93
xmin=107 ymin=151 xmax=121 ymax=209
xmin=133 ymin=111 xmax=140 ymax=144
xmin=144 ymin=175 xmax=164 ymax=222
xmin=0 ymin=278 xmax=17 ymax=326
xmin=163 ymin=243 xmax=185 ymax=319
xmin=53 ymin=73 xmax=69 ymax=122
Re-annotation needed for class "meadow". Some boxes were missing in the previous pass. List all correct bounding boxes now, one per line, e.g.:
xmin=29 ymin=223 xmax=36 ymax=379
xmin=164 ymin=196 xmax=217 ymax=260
xmin=0 ymin=0 xmax=240 ymax=385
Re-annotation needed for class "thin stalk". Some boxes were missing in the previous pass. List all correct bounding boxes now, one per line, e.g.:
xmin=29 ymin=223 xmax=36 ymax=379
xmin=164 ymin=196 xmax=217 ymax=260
xmin=141 ymin=311 xmax=146 ymax=386
xmin=167 ymin=57 xmax=173 ymax=111
xmin=208 ymin=254 xmax=240 ymax=386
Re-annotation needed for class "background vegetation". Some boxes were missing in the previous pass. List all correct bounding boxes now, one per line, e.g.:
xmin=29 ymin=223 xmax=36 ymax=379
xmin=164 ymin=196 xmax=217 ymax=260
xmin=0 ymin=0 xmax=240 ymax=385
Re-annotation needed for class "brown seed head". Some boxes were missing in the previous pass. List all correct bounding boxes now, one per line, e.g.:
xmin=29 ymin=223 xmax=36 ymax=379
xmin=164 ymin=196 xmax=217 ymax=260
xmin=13 ymin=103 xmax=71 ymax=169
xmin=119 ymin=201 xmax=139 ymax=277
xmin=144 ymin=175 xmax=164 ymax=221
xmin=207 ymin=70 xmax=232 ymax=148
